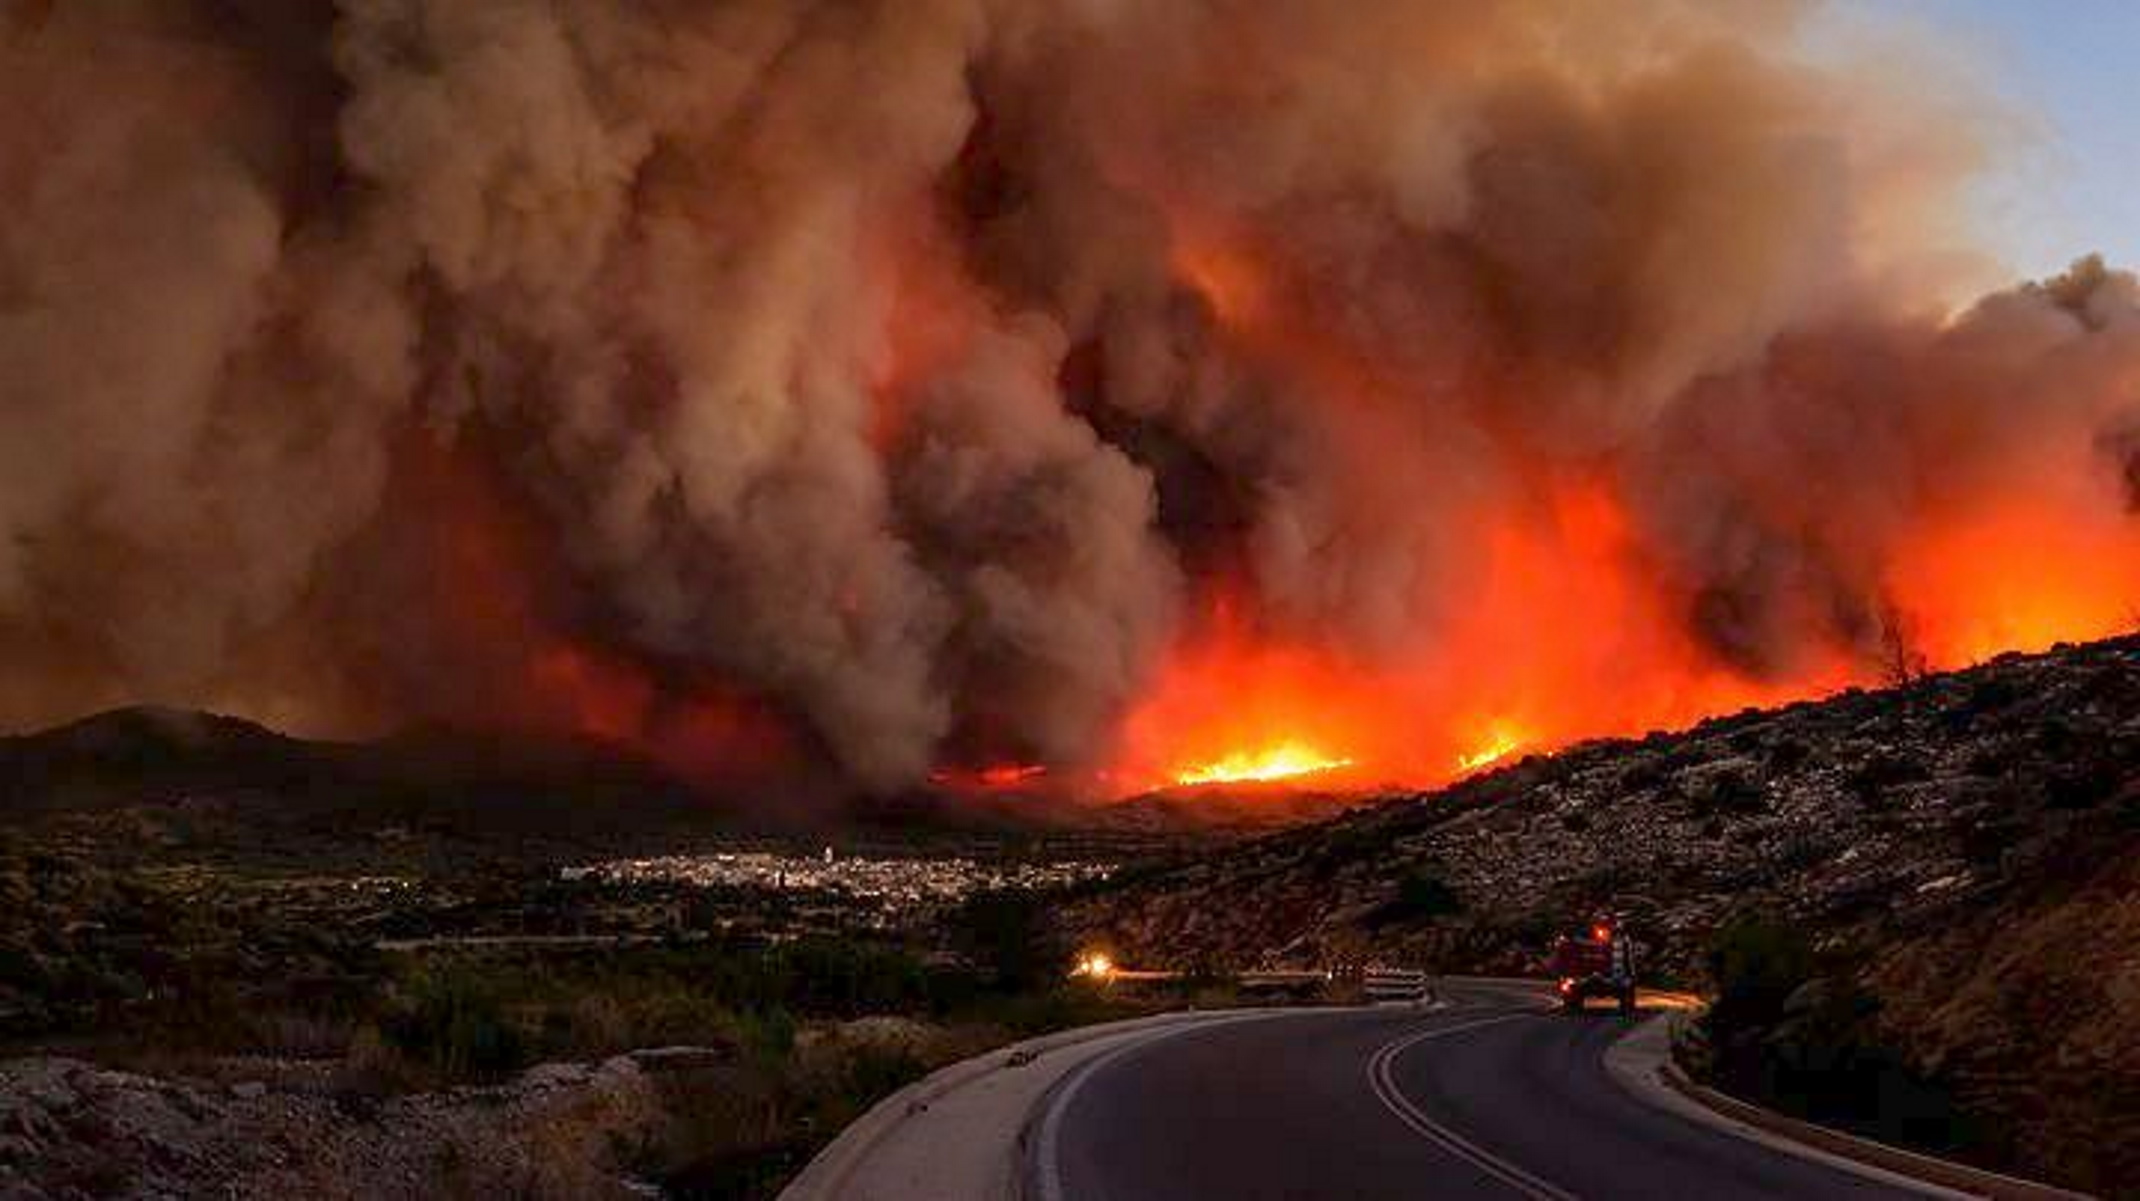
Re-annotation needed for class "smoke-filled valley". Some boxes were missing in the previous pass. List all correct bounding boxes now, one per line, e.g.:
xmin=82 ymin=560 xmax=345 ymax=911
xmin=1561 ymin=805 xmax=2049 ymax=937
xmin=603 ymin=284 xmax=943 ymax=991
xmin=7 ymin=0 xmax=2140 ymax=804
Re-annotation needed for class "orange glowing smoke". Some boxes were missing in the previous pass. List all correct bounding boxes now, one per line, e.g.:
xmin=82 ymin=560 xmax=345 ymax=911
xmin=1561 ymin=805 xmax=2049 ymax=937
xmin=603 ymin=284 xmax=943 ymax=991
xmin=1885 ymin=498 xmax=2140 ymax=665
xmin=930 ymin=762 xmax=1049 ymax=790
xmin=1108 ymin=597 xmax=1384 ymax=792
xmin=1110 ymin=478 xmax=1865 ymax=797
xmin=1101 ymin=227 xmax=1879 ymax=800
xmin=1116 ymin=465 xmax=2140 ymax=798
xmin=410 ymin=434 xmax=791 ymax=782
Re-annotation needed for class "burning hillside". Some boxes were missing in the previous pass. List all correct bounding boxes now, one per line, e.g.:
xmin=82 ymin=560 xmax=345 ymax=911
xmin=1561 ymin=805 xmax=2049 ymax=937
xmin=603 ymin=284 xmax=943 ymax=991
xmin=1061 ymin=633 xmax=2140 ymax=1191
xmin=4 ymin=1 xmax=2140 ymax=802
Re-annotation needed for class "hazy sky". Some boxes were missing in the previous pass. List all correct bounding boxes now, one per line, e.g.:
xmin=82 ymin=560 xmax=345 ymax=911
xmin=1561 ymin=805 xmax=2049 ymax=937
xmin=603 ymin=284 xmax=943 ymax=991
xmin=1818 ymin=0 xmax=2140 ymax=280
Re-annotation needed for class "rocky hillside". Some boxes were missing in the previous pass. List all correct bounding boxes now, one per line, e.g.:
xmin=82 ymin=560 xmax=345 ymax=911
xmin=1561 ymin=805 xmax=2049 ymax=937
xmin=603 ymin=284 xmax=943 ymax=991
xmin=0 ymin=1022 xmax=958 ymax=1200
xmin=0 ymin=1052 xmax=672 ymax=1198
xmin=1067 ymin=636 xmax=2140 ymax=1191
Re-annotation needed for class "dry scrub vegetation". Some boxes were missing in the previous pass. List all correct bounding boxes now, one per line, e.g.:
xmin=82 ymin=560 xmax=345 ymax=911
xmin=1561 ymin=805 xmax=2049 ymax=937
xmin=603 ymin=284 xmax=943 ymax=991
xmin=0 ymin=864 xmax=1138 ymax=1198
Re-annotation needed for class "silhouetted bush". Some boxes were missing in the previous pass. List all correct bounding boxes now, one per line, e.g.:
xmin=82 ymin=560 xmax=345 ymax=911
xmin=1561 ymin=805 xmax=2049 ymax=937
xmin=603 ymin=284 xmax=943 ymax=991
xmin=1690 ymin=768 xmax=1766 ymax=817
xmin=1366 ymin=869 xmax=1463 ymax=927
xmin=758 ymin=939 xmax=932 ymax=1016
xmin=1697 ymin=920 xmax=1973 ymax=1155
xmin=1964 ymin=743 xmax=2016 ymax=778
xmin=1763 ymin=737 xmax=1811 ymax=773
xmin=1844 ymin=753 xmax=1927 ymax=807
xmin=947 ymin=889 xmax=1066 ymax=992
xmin=1958 ymin=815 xmax=2027 ymax=867
xmin=380 ymin=966 xmax=526 ymax=1081
xmin=1706 ymin=914 xmax=1816 ymax=1030
xmin=1962 ymin=676 xmax=2019 ymax=716
xmin=2044 ymin=757 xmax=2122 ymax=810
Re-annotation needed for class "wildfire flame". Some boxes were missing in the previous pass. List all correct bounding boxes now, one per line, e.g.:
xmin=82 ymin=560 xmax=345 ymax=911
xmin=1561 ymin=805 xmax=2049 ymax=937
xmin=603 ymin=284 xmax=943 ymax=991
xmin=1455 ymin=725 xmax=1529 ymax=774
xmin=21 ymin=5 xmax=2140 ymax=815
xmin=1175 ymin=741 xmax=1356 ymax=787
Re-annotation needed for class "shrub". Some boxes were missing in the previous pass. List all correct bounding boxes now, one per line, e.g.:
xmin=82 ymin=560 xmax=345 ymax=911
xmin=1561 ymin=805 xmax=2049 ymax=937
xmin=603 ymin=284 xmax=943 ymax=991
xmin=826 ymin=1042 xmax=928 ymax=1108
xmin=1964 ymin=744 xmax=2015 ymax=778
xmin=954 ymin=986 xmax=1124 ymax=1036
xmin=1695 ymin=919 xmax=1975 ymax=1155
xmin=2033 ymin=716 xmax=2077 ymax=755
xmin=1706 ymin=914 xmax=1816 ymax=1029
xmin=735 ymin=1007 xmax=798 ymax=1061
xmin=947 ymin=890 xmax=1066 ymax=992
xmin=1365 ymin=869 xmax=1463 ymax=927
xmin=1691 ymin=769 xmax=1767 ymax=817
xmin=1844 ymin=754 xmax=1927 ymax=807
xmin=380 ymin=966 xmax=527 ymax=1081
xmin=1961 ymin=676 xmax=2019 ymax=716
xmin=1763 ymin=737 xmax=1812 ymax=774
xmin=768 ymin=939 xmax=931 ymax=1016
xmin=2043 ymin=757 xmax=2121 ymax=810
xmin=1958 ymin=815 xmax=2026 ymax=868
xmin=652 ymin=1034 xmax=935 ymax=1201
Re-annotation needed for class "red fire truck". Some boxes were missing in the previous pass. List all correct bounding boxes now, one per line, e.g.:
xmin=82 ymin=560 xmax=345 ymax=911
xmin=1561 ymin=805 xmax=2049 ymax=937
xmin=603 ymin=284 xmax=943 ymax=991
xmin=1548 ymin=917 xmax=1637 ymax=1015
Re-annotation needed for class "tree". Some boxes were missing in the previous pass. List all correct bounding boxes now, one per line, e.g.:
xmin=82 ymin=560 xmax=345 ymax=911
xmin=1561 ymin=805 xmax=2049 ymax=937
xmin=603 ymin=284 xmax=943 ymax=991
xmin=948 ymin=889 xmax=1067 ymax=991
xmin=1876 ymin=599 xmax=1928 ymax=687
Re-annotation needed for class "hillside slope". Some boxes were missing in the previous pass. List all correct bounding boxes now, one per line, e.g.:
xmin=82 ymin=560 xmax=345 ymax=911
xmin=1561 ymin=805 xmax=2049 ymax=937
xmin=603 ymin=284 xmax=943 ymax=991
xmin=0 ymin=707 xmax=1337 ymax=865
xmin=1067 ymin=636 xmax=2140 ymax=1191
xmin=0 ymin=707 xmax=736 ymax=864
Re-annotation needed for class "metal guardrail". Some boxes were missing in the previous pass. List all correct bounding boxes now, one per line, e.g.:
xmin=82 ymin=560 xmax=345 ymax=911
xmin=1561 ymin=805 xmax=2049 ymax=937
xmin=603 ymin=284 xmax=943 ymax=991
xmin=1237 ymin=969 xmax=1327 ymax=990
xmin=1363 ymin=967 xmax=1433 ymax=1002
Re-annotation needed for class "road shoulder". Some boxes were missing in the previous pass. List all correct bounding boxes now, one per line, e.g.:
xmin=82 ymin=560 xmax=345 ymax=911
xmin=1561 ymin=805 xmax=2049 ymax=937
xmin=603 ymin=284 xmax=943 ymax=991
xmin=1603 ymin=1014 xmax=2091 ymax=1201
xmin=778 ymin=1008 xmax=1276 ymax=1201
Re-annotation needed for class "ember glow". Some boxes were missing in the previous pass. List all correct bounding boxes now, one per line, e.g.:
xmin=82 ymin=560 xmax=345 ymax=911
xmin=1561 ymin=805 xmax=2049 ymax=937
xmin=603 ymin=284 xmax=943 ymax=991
xmin=930 ymin=762 xmax=1050 ymax=791
xmin=7 ymin=3 xmax=2140 ymax=808
xmin=1071 ymin=952 xmax=1116 ymax=981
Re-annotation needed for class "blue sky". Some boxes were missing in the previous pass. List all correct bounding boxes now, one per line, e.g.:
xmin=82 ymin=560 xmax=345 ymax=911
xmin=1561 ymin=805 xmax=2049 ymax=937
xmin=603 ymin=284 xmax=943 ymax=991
xmin=1813 ymin=0 xmax=2140 ymax=281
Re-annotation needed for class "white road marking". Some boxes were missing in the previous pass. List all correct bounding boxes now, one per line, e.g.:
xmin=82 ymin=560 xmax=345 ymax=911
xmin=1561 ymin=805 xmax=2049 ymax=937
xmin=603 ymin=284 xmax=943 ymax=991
xmin=1365 ymin=1013 xmax=1582 ymax=1201
xmin=1037 ymin=1003 xmax=1577 ymax=1201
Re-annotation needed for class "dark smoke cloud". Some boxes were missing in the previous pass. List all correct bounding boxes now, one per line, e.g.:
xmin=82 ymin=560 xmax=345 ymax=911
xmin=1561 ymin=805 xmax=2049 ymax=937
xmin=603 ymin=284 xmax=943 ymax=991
xmin=2 ymin=0 xmax=2136 ymax=790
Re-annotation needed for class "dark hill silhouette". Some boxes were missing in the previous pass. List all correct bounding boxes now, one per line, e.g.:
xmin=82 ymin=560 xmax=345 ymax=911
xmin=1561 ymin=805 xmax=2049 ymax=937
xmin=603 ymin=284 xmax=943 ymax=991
xmin=0 ymin=707 xmax=1365 ymax=854
xmin=0 ymin=706 xmax=719 ymax=846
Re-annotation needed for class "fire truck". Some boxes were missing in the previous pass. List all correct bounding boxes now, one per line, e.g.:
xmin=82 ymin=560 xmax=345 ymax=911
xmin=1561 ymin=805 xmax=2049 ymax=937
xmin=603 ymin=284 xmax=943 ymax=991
xmin=1548 ymin=916 xmax=1638 ymax=1015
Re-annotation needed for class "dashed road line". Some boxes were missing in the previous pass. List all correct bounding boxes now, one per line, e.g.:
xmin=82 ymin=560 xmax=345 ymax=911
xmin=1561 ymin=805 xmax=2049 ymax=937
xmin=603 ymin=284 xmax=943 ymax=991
xmin=1365 ymin=1013 xmax=1581 ymax=1201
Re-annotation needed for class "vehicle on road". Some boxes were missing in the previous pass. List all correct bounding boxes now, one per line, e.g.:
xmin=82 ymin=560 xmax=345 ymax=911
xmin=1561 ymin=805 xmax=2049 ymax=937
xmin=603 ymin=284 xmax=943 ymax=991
xmin=1549 ymin=915 xmax=1637 ymax=1015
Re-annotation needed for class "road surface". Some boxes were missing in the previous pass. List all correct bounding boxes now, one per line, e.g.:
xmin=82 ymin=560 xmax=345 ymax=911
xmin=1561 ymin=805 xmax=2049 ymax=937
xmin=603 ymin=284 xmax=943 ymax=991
xmin=1027 ymin=981 xmax=1937 ymax=1200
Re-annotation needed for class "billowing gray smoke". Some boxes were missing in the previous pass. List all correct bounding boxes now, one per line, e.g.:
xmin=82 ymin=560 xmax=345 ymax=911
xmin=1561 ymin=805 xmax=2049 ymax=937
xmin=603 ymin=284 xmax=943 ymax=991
xmin=3 ymin=0 xmax=2136 ymax=791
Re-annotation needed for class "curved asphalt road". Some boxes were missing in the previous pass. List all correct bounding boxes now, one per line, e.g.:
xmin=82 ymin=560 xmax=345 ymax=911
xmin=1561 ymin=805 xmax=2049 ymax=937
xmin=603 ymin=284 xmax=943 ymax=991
xmin=1028 ymin=982 xmax=1930 ymax=1200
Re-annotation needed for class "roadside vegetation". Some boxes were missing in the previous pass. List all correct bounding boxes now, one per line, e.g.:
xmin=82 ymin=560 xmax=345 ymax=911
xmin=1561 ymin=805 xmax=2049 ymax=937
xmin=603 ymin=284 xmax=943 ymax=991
xmin=1683 ymin=917 xmax=1978 ymax=1161
xmin=0 ymin=846 xmax=1153 ymax=1198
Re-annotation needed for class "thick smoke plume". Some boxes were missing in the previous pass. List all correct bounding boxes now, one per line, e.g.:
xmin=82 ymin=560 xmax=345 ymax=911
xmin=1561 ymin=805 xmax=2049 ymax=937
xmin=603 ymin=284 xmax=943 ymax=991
xmin=4 ymin=0 xmax=2138 ymax=794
